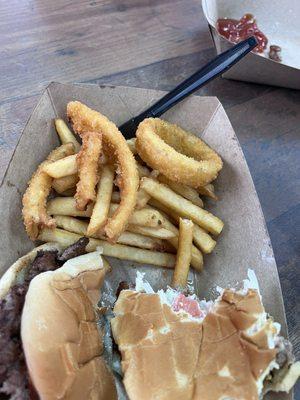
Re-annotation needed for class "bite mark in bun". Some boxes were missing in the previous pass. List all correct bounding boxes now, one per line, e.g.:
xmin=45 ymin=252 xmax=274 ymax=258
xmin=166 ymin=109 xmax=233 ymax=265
xmin=111 ymin=271 xmax=300 ymax=400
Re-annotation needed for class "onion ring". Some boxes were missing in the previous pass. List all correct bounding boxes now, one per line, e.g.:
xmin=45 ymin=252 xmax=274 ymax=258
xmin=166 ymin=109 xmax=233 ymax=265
xmin=22 ymin=143 xmax=75 ymax=240
xmin=136 ymin=118 xmax=223 ymax=188
xmin=75 ymin=131 xmax=102 ymax=210
xmin=67 ymin=101 xmax=139 ymax=242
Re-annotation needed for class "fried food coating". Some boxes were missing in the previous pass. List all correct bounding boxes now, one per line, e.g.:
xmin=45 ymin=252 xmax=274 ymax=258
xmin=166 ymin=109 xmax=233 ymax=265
xmin=75 ymin=131 xmax=102 ymax=210
xmin=67 ymin=101 xmax=139 ymax=242
xmin=22 ymin=143 xmax=75 ymax=240
xmin=136 ymin=118 xmax=223 ymax=188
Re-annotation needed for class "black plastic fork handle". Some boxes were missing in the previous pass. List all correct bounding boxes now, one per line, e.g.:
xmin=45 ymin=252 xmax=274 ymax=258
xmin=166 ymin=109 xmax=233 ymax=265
xmin=132 ymin=36 xmax=257 ymax=124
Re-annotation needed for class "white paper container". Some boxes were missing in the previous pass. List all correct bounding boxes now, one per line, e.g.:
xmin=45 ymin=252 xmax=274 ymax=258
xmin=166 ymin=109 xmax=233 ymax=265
xmin=202 ymin=0 xmax=300 ymax=89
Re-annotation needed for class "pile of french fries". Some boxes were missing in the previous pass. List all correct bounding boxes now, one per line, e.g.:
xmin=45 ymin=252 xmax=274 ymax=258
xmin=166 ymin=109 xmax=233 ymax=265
xmin=37 ymin=118 xmax=224 ymax=287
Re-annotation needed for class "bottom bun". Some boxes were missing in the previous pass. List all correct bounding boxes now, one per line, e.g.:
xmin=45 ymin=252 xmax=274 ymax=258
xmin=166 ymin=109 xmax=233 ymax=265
xmin=21 ymin=250 xmax=117 ymax=400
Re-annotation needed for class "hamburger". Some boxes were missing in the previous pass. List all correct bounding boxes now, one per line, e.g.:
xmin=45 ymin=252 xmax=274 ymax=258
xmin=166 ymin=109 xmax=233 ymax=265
xmin=0 ymin=238 xmax=117 ymax=400
xmin=111 ymin=271 xmax=300 ymax=400
xmin=1 ymin=239 xmax=299 ymax=400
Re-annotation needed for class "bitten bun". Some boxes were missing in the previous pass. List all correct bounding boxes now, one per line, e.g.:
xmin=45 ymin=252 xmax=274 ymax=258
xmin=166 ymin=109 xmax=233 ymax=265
xmin=112 ymin=288 xmax=298 ymax=400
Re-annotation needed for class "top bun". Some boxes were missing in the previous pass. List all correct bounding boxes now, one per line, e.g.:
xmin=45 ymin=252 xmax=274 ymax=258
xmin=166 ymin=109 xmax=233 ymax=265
xmin=111 ymin=288 xmax=280 ymax=400
xmin=21 ymin=251 xmax=117 ymax=400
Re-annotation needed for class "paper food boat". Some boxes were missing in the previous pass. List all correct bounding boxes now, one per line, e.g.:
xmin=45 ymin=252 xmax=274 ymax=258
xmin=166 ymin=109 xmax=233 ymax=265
xmin=202 ymin=0 xmax=300 ymax=89
xmin=0 ymin=83 xmax=295 ymax=399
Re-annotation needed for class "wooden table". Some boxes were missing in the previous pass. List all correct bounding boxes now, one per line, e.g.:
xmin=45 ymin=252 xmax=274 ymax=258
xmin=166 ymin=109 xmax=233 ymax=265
xmin=1 ymin=0 xmax=299 ymax=391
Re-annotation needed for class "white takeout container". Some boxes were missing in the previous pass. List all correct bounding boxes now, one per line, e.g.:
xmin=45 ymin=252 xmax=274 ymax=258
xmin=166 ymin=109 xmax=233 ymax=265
xmin=202 ymin=0 xmax=300 ymax=89
xmin=0 ymin=83 xmax=295 ymax=399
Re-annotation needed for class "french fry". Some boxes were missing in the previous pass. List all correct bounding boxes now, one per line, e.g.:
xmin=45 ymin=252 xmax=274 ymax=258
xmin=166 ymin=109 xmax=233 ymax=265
xmin=158 ymin=213 xmax=203 ymax=271
xmin=197 ymin=183 xmax=217 ymax=200
xmin=75 ymin=131 xmax=102 ymax=210
xmin=43 ymin=154 xmax=77 ymax=178
xmin=127 ymin=138 xmax=137 ymax=154
xmin=47 ymin=198 xmax=165 ymax=228
xmin=192 ymin=224 xmax=216 ymax=254
xmin=158 ymin=175 xmax=203 ymax=208
xmin=87 ymin=165 xmax=114 ymax=236
xmin=54 ymin=119 xmax=81 ymax=152
xmin=169 ymin=236 xmax=202 ymax=271
xmin=148 ymin=199 xmax=173 ymax=218
xmin=134 ymin=165 xmax=157 ymax=209
xmin=52 ymin=174 xmax=78 ymax=194
xmin=149 ymin=199 xmax=216 ymax=254
xmin=38 ymin=228 xmax=176 ymax=268
xmin=136 ymin=168 xmax=157 ymax=210
xmin=141 ymin=178 xmax=223 ymax=235
xmin=135 ymin=188 xmax=151 ymax=210
xmin=47 ymin=197 xmax=94 ymax=217
xmin=126 ymin=224 xmax=176 ymax=239
xmin=109 ymin=203 xmax=165 ymax=228
xmin=44 ymin=155 xmax=108 ymax=182
xmin=54 ymin=215 xmax=170 ymax=252
xmin=172 ymin=218 xmax=194 ymax=287
xmin=114 ymin=233 xmax=171 ymax=252
xmin=54 ymin=215 xmax=88 ymax=235
xmin=45 ymin=154 xmax=107 ymax=181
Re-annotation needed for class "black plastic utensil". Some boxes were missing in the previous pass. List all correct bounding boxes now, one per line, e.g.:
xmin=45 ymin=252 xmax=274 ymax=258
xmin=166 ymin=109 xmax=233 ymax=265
xmin=119 ymin=36 xmax=257 ymax=138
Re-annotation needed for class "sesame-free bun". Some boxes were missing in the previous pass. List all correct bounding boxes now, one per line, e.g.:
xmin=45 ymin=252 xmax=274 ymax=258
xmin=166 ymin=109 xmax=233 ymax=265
xmin=21 ymin=251 xmax=117 ymax=400
xmin=111 ymin=288 xmax=293 ymax=400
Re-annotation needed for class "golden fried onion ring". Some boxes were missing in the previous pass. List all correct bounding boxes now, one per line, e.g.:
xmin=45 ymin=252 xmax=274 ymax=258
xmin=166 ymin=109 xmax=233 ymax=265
xmin=136 ymin=118 xmax=223 ymax=188
xmin=22 ymin=143 xmax=75 ymax=240
xmin=67 ymin=101 xmax=139 ymax=242
xmin=75 ymin=131 xmax=102 ymax=211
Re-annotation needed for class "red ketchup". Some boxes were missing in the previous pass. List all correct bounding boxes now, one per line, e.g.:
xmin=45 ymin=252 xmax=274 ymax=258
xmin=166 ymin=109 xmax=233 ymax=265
xmin=217 ymin=13 xmax=268 ymax=53
xmin=172 ymin=293 xmax=203 ymax=318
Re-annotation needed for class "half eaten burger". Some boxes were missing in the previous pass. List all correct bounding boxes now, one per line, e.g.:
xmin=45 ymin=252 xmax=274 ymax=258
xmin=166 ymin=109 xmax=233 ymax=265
xmin=111 ymin=271 xmax=300 ymax=400
xmin=1 ymin=240 xmax=299 ymax=400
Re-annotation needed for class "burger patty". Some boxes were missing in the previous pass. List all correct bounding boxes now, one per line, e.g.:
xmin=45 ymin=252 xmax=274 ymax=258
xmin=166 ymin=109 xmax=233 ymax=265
xmin=0 ymin=251 xmax=59 ymax=399
xmin=0 ymin=238 xmax=89 ymax=400
xmin=58 ymin=237 xmax=89 ymax=262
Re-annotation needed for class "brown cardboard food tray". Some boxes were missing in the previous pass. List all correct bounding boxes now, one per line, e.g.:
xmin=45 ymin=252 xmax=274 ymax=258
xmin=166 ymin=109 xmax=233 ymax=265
xmin=0 ymin=83 xmax=292 ymax=399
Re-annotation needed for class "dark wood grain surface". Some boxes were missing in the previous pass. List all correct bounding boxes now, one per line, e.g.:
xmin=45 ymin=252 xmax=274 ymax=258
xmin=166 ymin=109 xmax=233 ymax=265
xmin=0 ymin=0 xmax=299 ymax=395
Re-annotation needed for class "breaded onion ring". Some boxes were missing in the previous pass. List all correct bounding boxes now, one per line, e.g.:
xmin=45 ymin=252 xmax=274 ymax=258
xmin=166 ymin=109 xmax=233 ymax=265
xmin=75 ymin=131 xmax=102 ymax=210
xmin=22 ymin=143 xmax=75 ymax=240
xmin=67 ymin=101 xmax=139 ymax=242
xmin=136 ymin=118 xmax=223 ymax=188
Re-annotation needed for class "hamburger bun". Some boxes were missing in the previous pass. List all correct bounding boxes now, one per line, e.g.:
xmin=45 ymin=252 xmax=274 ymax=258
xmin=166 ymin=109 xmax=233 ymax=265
xmin=21 ymin=250 xmax=117 ymax=400
xmin=0 ymin=242 xmax=62 ymax=299
xmin=111 ymin=280 xmax=300 ymax=400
